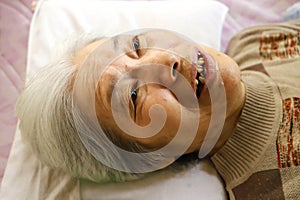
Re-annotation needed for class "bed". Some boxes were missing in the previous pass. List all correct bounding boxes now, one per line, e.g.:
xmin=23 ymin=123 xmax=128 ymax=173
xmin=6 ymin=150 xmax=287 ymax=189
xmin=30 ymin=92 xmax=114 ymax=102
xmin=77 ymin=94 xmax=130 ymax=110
xmin=0 ymin=0 xmax=32 ymax=185
xmin=0 ymin=0 xmax=299 ymax=199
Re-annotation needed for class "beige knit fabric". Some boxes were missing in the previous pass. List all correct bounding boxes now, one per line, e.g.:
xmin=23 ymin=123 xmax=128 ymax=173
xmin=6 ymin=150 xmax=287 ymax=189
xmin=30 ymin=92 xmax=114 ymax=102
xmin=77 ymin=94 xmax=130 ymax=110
xmin=212 ymin=19 xmax=300 ymax=200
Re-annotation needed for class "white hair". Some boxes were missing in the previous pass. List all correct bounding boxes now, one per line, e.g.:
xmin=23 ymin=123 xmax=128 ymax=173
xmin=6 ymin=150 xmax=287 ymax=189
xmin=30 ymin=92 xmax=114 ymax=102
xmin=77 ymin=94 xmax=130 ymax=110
xmin=16 ymin=33 xmax=143 ymax=183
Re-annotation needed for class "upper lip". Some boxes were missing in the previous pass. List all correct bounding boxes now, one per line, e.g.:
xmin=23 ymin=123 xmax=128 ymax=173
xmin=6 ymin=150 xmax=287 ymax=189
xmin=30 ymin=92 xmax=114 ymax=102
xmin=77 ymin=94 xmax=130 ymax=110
xmin=191 ymin=50 xmax=207 ymax=99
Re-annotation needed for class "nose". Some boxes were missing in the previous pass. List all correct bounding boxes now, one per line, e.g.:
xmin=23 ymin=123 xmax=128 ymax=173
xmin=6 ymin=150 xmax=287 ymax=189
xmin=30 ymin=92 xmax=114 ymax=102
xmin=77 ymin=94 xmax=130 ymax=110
xmin=168 ymin=55 xmax=181 ymax=82
xmin=157 ymin=54 xmax=181 ymax=86
xmin=142 ymin=50 xmax=182 ymax=86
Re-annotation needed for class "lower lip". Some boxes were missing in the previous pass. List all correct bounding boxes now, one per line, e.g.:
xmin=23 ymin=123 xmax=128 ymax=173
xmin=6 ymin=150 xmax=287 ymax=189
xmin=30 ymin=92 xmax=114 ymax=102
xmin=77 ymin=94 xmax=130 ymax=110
xmin=198 ymin=51 xmax=217 ymax=99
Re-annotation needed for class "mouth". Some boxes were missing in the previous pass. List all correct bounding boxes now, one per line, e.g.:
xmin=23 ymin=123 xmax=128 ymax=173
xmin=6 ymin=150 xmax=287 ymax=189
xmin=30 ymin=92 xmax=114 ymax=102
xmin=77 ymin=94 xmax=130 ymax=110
xmin=194 ymin=51 xmax=207 ymax=99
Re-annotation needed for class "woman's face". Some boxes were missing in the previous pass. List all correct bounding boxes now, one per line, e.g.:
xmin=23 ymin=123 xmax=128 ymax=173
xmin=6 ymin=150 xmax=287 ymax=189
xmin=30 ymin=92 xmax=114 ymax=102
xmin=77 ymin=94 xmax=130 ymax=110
xmin=74 ymin=30 xmax=244 ymax=155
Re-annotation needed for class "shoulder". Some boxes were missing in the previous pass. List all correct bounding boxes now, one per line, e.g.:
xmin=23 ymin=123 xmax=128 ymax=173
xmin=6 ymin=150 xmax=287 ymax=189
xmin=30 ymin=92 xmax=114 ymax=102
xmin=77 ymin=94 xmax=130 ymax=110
xmin=226 ymin=19 xmax=300 ymax=70
xmin=227 ymin=19 xmax=300 ymax=99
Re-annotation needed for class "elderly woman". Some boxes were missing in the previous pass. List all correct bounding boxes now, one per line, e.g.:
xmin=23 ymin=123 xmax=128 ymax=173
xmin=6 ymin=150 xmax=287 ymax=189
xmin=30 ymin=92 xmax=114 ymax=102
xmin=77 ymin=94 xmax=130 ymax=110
xmin=16 ymin=18 xmax=300 ymax=200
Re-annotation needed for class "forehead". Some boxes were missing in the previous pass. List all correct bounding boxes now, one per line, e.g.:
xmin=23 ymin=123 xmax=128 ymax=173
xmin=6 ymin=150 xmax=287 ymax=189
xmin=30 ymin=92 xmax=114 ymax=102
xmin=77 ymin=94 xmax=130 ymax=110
xmin=73 ymin=38 xmax=109 ymax=67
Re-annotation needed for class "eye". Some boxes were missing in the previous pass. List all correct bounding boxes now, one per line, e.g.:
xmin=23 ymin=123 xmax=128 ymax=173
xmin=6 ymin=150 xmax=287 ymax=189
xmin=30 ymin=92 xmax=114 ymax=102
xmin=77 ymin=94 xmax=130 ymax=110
xmin=132 ymin=36 xmax=140 ymax=56
xmin=131 ymin=89 xmax=138 ymax=105
xmin=130 ymin=81 xmax=139 ymax=110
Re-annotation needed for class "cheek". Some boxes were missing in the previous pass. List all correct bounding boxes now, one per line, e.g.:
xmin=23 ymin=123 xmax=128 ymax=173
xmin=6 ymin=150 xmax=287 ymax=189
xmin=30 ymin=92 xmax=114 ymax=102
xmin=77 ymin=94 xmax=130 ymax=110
xmin=138 ymin=87 xmax=181 ymax=124
xmin=136 ymin=87 xmax=182 ymax=148
xmin=216 ymin=55 xmax=244 ymax=114
xmin=213 ymin=53 xmax=240 ymax=92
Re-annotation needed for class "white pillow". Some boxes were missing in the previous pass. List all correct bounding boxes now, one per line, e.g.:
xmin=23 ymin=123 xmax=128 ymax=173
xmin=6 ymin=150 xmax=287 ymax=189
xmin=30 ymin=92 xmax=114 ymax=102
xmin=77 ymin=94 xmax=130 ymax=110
xmin=1 ymin=1 xmax=228 ymax=199
xmin=27 ymin=0 xmax=228 ymax=76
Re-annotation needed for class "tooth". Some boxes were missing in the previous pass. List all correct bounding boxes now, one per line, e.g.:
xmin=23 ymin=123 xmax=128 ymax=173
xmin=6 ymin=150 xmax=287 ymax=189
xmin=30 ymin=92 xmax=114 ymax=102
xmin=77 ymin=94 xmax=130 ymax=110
xmin=198 ymin=60 xmax=204 ymax=66
xmin=197 ymin=67 xmax=203 ymax=73
xmin=199 ymin=77 xmax=205 ymax=84
xmin=195 ymin=79 xmax=199 ymax=85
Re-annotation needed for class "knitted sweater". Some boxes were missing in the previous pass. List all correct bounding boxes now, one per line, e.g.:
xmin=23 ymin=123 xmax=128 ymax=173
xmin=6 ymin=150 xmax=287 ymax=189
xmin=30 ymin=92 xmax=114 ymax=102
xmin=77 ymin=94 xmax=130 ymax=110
xmin=211 ymin=19 xmax=300 ymax=200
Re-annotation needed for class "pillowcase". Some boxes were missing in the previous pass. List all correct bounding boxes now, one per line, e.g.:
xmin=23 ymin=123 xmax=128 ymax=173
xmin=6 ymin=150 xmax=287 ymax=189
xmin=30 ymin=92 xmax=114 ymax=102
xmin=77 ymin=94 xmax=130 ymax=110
xmin=27 ymin=0 xmax=228 ymax=76
xmin=1 ymin=0 xmax=228 ymax=199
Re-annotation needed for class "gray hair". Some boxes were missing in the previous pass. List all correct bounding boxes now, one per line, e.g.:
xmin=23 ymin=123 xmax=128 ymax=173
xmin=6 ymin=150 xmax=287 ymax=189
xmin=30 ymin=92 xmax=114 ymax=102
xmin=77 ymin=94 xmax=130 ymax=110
xmin=16 ymin=34 xmax=142 ymax=183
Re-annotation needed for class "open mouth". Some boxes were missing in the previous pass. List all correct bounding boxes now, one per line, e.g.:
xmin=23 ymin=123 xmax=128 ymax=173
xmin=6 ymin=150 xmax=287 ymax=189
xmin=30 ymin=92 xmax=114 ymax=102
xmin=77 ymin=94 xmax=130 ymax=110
xmin=195 ymin=51 xmax=206 ymax=98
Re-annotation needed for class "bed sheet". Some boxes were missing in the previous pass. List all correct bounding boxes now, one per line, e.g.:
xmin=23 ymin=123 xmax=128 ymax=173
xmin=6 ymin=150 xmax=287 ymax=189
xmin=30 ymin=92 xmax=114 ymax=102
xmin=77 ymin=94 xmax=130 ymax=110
xmin=219 ymin=0 xmax=300 ymax=52
xmin=0 ymin=0 xmax=32 ymax=185
xmin=0 ymin=0 xmax=298 ymax=187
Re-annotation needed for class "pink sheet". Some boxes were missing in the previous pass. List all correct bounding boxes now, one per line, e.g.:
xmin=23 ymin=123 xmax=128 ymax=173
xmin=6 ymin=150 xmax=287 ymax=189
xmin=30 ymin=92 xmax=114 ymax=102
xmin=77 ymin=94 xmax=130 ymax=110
xmin=0 ymin=0 xmax=32 ymax=185
xmin=219 ymin=0 xmax=300 ymax=51
xmin=0 ymin=0 xmax=298 ymax=186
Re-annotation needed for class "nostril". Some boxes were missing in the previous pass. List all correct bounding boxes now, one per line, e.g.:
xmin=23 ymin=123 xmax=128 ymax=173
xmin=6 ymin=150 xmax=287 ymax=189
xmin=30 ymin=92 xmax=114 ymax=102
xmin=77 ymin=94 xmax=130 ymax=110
xmin=171 ymin=62 xmax=179 ymax=78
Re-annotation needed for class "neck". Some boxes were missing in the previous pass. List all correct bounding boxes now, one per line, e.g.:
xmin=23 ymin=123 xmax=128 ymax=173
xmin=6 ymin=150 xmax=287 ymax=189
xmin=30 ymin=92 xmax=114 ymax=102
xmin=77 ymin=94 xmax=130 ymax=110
xmin=211 ymin=71 xmax=282 ymax=186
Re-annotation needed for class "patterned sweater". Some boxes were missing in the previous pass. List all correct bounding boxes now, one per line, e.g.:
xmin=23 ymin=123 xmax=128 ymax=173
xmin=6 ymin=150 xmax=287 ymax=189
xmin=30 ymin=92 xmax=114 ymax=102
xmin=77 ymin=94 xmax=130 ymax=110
xmin=211 ymin=19 xmax=300 ymax=199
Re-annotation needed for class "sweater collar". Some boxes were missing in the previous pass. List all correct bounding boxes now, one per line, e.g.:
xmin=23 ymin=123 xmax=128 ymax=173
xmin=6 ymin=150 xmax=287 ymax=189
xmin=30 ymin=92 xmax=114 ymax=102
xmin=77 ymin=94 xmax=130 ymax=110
xmin=211 ymin=71 xmax=282 ymax=188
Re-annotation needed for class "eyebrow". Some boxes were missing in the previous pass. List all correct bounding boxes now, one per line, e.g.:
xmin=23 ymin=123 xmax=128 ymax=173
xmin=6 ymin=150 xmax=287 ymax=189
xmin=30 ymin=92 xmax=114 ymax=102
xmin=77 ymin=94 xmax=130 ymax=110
xmin=104 ymin=79 xmax=134 ymax=122
xmin=106 ymin=77 xmax=118 ymax=108
xmin=105 ymin=75 xmax=131 ymax=109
